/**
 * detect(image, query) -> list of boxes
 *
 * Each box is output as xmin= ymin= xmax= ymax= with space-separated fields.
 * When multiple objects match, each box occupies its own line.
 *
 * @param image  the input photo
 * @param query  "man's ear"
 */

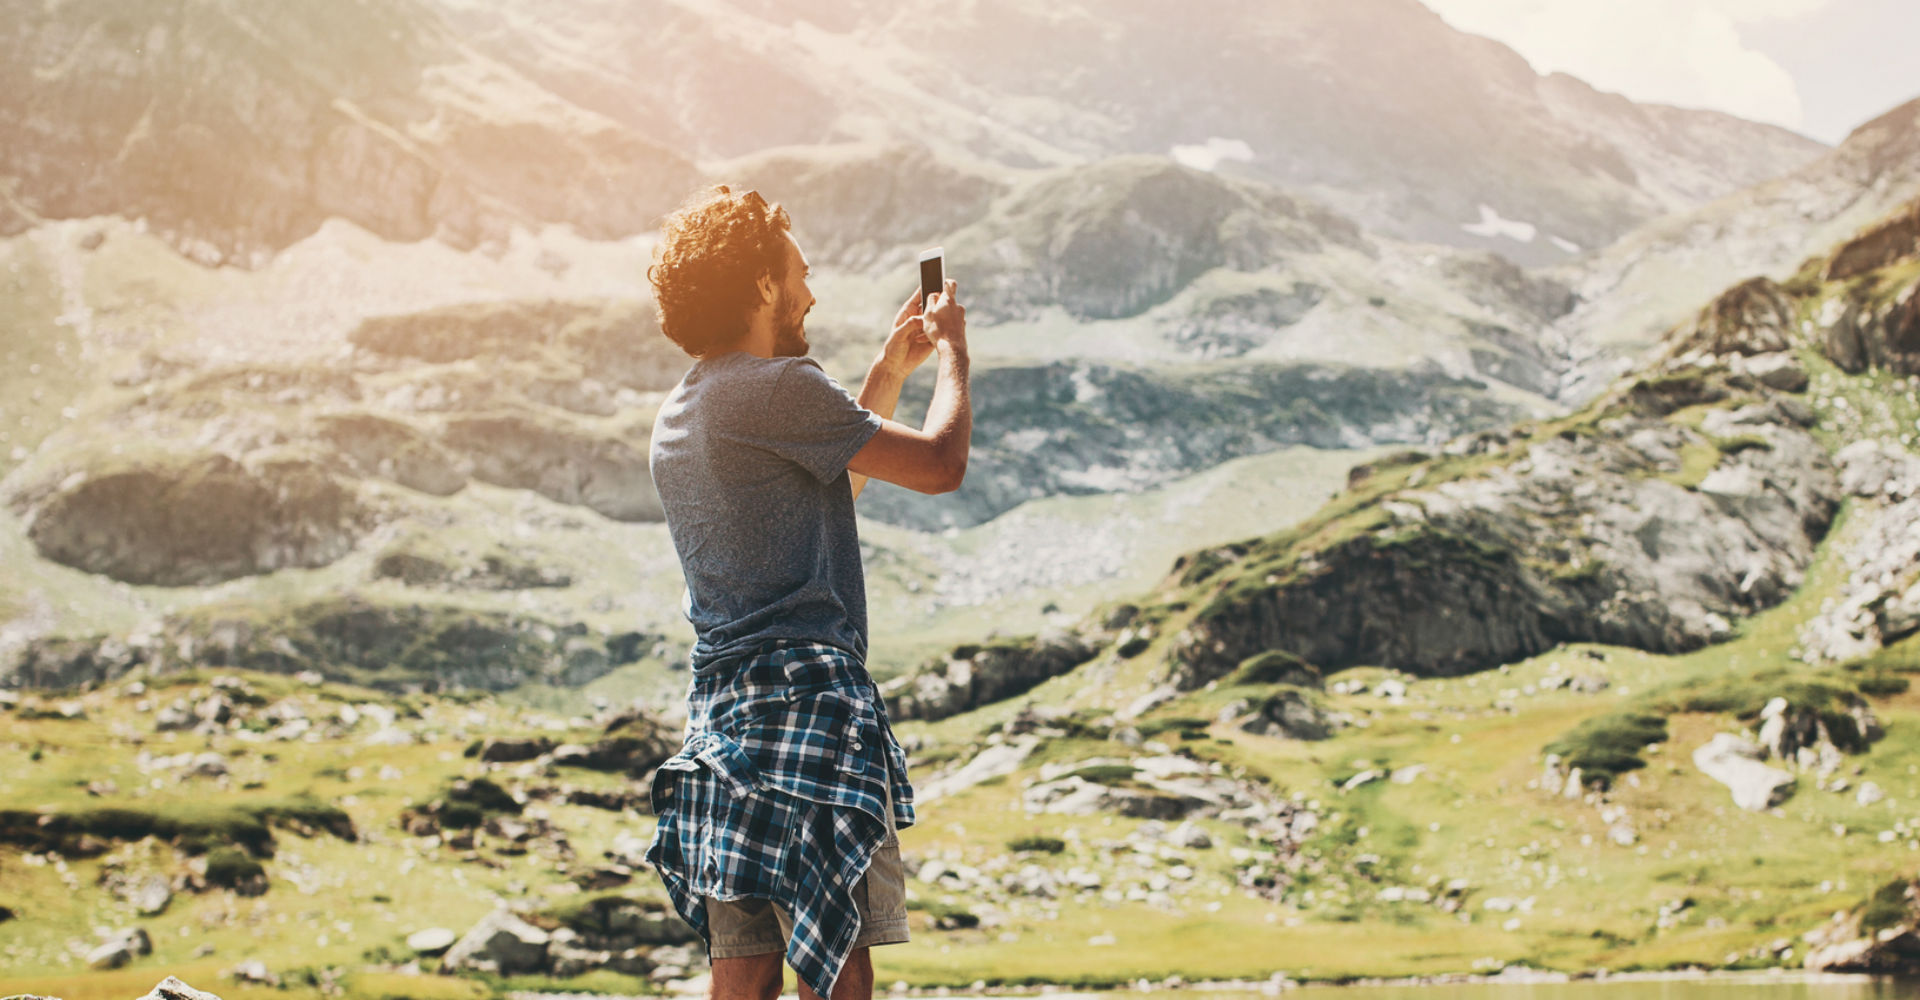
xmin=755 ymin=271 xmax=778 ymax=307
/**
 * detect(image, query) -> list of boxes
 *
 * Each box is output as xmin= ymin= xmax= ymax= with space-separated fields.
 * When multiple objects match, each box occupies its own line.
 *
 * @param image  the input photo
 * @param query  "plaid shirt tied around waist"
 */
xmin=644 ymin=641 xmax=915 ymax=998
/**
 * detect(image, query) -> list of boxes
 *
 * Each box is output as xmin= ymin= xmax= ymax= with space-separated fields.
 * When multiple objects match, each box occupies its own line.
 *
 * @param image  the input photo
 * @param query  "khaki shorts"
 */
xmin=705 ymin=784 xmax=910 ymax=959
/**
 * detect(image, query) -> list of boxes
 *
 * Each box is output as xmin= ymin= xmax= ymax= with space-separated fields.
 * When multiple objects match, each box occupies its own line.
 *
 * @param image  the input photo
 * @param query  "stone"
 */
xmin=139 ymin=976 xmax=226 ymax=1000
xmin=87 ymin=926 xmax=152 ymax=969
xmin=1745 ymin=353 xmax=1809 ymax=392
xmin=406 ymin=927 xmax=458 ymax=955
xmin=478 ymin=737 xmax=556 ymax=763
xmin=1857 ymin=781 xmax=1887 ymax=807
xmin=1693 ymin=733 xmax=1797 ymax=811
xmin=227 ymin=960 xmax=278 ymax=985
xmin=1238 ymin=687 xmax=1338 ymax=740
xmin=919 ymin=737 xmax=1039 ymax=802
xmin=132 ymin=874 xmax=172 ymax=915
xmin=441 ymin=908 xmax=551 ymax=975
xmin=1168 ymin=821 xmax=1213 ymax=849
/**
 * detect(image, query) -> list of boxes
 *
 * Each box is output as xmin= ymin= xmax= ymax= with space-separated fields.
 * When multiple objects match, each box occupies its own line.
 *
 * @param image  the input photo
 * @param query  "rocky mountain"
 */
xmin=0 ymin=0 xmax=700 ymax=263
xmin=873 ymin=191 xmax=1920 ymax=736
xmin=1160 ymin=200 xmax=1918 ymax=686
xmin=1555 ymin=97 xmax=1920 ymax=399
xmin=455 ymin=0 xmax=1824 ymax=265
xmin=2 ymin=0 xmax=1822 ymax=268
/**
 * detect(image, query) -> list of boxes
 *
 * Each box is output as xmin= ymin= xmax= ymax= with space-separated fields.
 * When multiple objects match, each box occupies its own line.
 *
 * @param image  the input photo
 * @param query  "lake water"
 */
xmin=1173 ymin=976 xmax=1920 ymax=999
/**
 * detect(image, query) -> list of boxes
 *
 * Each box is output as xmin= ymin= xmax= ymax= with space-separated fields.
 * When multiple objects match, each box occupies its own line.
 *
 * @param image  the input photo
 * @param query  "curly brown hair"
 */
xmin=647 ymin=186 xmax=793 ymax=359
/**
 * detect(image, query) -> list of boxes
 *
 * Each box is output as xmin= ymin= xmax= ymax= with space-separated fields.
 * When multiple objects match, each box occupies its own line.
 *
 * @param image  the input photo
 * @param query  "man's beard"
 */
xmin=773 ymin=298 xmax=810 ymax=358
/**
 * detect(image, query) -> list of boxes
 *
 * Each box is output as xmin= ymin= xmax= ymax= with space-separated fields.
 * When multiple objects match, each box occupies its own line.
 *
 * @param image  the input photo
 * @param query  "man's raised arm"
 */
xmin=848 ymin=279 xmax=970 ymax=497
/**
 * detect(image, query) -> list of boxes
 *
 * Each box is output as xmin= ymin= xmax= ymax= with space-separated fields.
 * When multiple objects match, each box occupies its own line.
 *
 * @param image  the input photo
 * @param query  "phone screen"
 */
xmin=920 ymin=252 xmax=944 ymax=309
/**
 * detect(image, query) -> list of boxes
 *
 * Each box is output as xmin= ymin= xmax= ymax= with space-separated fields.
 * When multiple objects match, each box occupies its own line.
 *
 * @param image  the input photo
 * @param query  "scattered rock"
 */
xmin=441 ymin=908 xmax=551 ymax=975
xmin=1693 ymin=733 xmax=1797 ymax=811
xmin=406 ymin=927 xmax=458 ymax=955
xmin=883 ymin=633 xmax=1098 ymax=722
xmin=226 ymin=960 xmax=278 ymax=986
xmin=131 ymin=874 xmax=173 ymax=916
xmin=919 ymin=737 xmax=1039 ymax=803
xmin=140 ymin=975 xmax=226 ymax=1000
xmin=1238 ymin=687 xmax=1340 ymax=740
xmin=87 ymin=926 xmax=153 ymax=969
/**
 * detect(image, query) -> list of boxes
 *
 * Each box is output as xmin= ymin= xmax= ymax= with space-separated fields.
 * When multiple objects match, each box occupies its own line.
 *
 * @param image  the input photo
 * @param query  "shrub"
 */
xmin=907 ymin=899 xmax=979 ymax=930
xmin=1543 ymin=712 xmax=1668 ymax=789
xmin=1136 ymin=716 xmax=1209 ymax=739
xmin=439 ymin=803 xmax=485 ymax=830
xmin=1227 ymin=650 xmax=1320 ymax=687
xmin=1007 ymin=835 xmax=1066 ymax=854
xmin=1857 ymin=674 xmax=1911 ymax=698
xmin=205 ymin=846 xmax=266 ymax=890
xmin=1861 ymin=879 xmax=1913 ymax=936
xmin=447 ymin=777 xmax=521 ymax=815
xmin=1068 ymin=765 xmax=1139 ymax=785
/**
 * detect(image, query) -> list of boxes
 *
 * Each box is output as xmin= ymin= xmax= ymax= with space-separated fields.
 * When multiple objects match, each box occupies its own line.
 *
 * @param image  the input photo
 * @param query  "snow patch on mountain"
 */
xmin=1170 ymin=138 xmax=1254 ymax=172
xmin=1462 ymin=205 xmax=1537 ymax=244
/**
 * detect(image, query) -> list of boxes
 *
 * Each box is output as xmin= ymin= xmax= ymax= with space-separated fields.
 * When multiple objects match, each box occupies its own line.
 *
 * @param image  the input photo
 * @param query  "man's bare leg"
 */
xmin=711 ymin=953 xmax=785 ymax=1000
xmin=799 ymin=946 xmax=873 ymax=1000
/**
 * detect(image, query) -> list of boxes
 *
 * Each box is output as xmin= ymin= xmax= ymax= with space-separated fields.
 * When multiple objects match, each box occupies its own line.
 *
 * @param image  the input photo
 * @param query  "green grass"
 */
xmin=1541 ymin=711 xmax=1669 ymax=790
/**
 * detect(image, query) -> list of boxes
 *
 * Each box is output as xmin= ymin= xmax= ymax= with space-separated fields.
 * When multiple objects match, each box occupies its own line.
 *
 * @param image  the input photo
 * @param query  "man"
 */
xmin=642 ymin=185 xmax=971 ymax=1000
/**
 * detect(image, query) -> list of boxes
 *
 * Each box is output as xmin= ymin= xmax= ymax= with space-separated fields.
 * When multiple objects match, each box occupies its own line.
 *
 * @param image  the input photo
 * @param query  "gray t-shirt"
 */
xmin=649 ymin=352 xmax=884 ymax=667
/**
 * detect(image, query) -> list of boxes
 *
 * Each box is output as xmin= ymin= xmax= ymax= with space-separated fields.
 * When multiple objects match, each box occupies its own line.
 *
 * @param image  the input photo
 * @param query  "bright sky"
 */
xmin=1418 ymin=0 xmax=1920 ymax=144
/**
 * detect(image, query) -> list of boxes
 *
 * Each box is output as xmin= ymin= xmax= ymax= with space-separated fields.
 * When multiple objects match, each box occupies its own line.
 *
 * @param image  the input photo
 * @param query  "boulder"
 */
xmin=883 ymin=633 xmax=1097 ymax=722
xmin=132 ymin=874 xmax=173 ymax=916
xmin=1824 ymin=200 xmax=1920 ymax=282
xmin=1670 ymin=278 xmax=1795 ymax=357
xmin=405 ymin=927 xmax=457 ymax=955
xmin=1169 ymin=396 xmax=1839 ymax=684
xmin=550 ymin=731 xmax=676 ymax=775
xmin=1692 ymin=733 xmax=1796 ymax=811
xmin=6 ymin=452 xmax=366 ymax=586
xmin=1803 ymin=879 xmax=1920 ymax=973
xmin=918 ymin=737 xmax=1039 ymax=803
xmin=1238 ymin=687 xmax=1337 ymax=740
xmin=87 ymin=926 xmax=153 ymax=970
xmin=139 ymin=976 xmax=226 ymax=1000
xmin=1742 ymin=352 xmax=1809 ymax=393
xmin=477 ymin=737 xmax=556 ymax=763
xmin=441 ymin=908 xmax=551 ymax=975
xmin=1021 ymin=776 xmax=1208 ymax=820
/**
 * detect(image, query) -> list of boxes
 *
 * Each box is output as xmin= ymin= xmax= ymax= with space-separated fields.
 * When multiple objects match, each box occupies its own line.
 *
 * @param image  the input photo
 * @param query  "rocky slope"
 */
xmin=1 ymin=298 xmax=677 ymax=585
xmin=459 ymin=0 xmax=1823 ymax=264
xmin=1161 ymin=212 xmax=1920 ymax=686
xmin=6 ymin=595 xmax=662 ymax=693
xmin=0 ymin=0 xmax=700 ymax=262
xmin=1555 ymin=97 xmax=1920 ymax=398
xmin=871 ymin=195 xmax=1920 ymax=740
xmin=864 ymin=356 xmax=1526 ymax=531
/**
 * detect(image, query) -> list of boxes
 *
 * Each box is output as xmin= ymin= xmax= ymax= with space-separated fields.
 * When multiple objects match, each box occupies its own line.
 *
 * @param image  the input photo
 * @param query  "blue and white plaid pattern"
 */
xmin=645 ymin=641 xmax=914 ymax=998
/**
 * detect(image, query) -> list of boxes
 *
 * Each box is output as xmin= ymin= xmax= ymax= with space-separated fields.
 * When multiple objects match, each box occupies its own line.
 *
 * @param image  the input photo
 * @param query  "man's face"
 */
xmin=772 ymin=234 xmax=815 ymax=358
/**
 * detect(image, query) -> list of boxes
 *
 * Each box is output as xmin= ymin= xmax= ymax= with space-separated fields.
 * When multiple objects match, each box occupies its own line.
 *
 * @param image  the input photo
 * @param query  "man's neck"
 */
xmin=736 ymin=314 xmax=776 ymax=358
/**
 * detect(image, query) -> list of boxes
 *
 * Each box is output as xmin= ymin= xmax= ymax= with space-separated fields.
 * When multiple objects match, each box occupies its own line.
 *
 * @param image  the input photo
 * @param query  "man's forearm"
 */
xmin=850 ymin=354 xmax=910 ymax=499
xmin=921 ymin=343 xmax=971 ymax=486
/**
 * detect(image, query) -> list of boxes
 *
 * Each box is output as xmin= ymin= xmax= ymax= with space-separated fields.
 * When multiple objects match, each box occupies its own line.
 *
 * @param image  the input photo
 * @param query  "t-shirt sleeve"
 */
xmin=743 ymin=358 xmax=884 ymax=483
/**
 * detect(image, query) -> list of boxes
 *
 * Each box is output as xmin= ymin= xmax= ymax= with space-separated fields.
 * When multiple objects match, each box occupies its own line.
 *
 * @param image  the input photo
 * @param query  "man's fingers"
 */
xmin=896 ymin=290 xmax=922 ymax=323
xmin=944 ymin=278 xmax=958 ymax=298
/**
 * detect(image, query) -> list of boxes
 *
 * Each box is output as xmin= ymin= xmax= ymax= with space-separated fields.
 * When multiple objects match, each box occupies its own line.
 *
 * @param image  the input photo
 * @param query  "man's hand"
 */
xmin=922 ymin=279 xmax=966 ymax=355
xmin=847 ymin=277 xmax=971 ymax=496
xmin=879 ymin=291 xmax=936 ymax=376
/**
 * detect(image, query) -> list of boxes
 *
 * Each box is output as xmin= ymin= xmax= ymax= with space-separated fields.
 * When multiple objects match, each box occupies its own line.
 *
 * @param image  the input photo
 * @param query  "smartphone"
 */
xmin=919 ymin=246 xmax=944 ymax=310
